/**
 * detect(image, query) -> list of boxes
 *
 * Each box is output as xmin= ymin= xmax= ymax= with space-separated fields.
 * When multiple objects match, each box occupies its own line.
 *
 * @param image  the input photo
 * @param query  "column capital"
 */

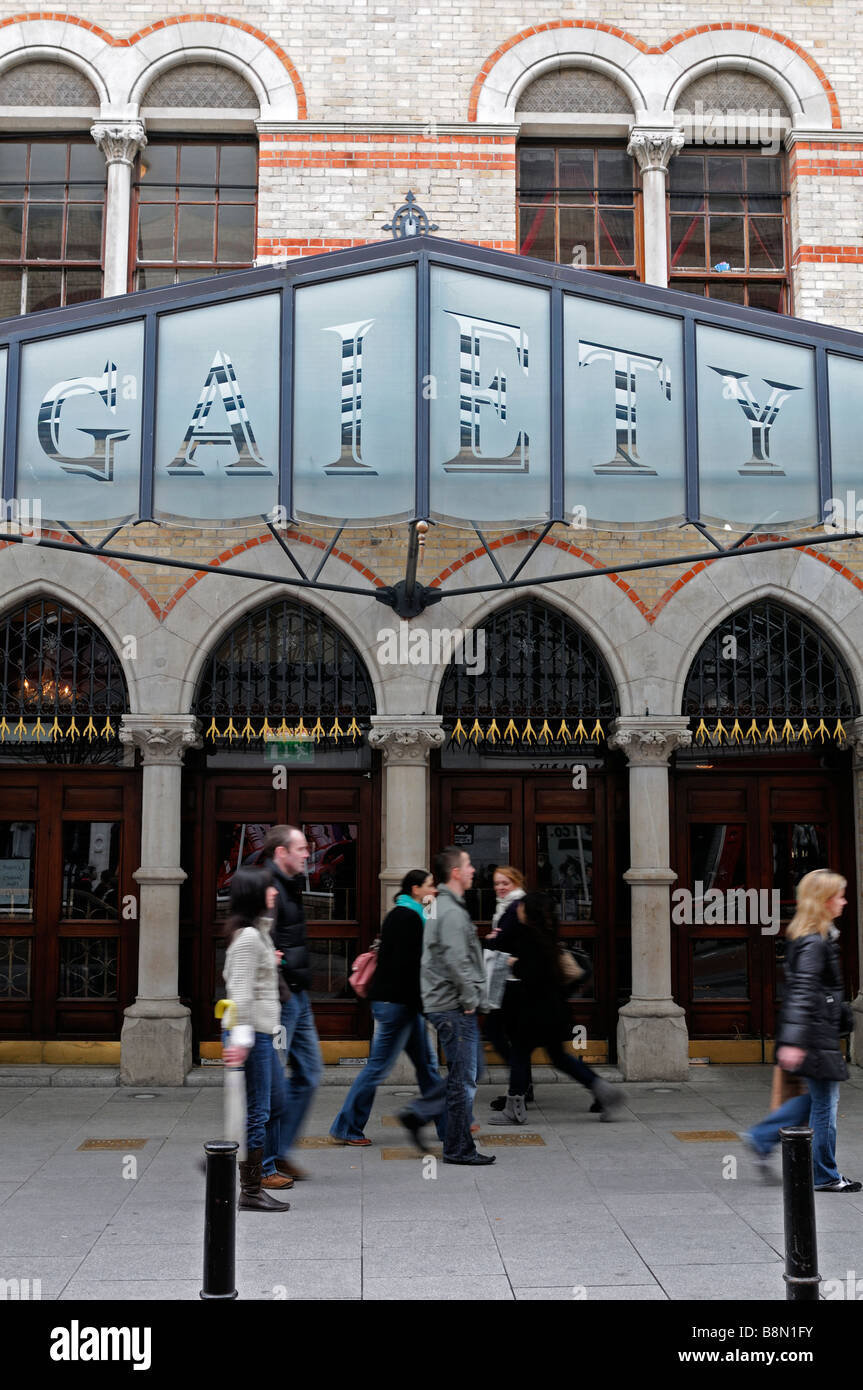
xmin=119 ymin=714 xmax=201 ymax=765
xmin=627 ymin=127 xmax=684 ymax=174
xmin=91 ymin=120 xmax=147 ymax=166
xmin=368 ymin=715 xmax=445 ymax=765
xmin=609 ymin=717 xmax=692 ymax=767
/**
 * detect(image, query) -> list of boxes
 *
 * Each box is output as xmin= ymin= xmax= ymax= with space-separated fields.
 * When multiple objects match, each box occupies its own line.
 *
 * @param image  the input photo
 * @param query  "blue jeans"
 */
xmin=807 ymin=1077 xmax=843 ymax=1187
xmin=244 ymin=1031 xmax=288 ymax=1154
xmin=263 ymin=989 xmax=323 ymax=1175
xmin=745 ymin=1091 xmax=812 ymax=1158
xmin=409 ymin=1010 xmax=478 ymax=1161
xmin=330 ymin=1001 xmax=445 ymax=1141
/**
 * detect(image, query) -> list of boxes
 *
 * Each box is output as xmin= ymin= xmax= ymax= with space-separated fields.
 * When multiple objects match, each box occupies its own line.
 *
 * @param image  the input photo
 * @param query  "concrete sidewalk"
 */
xmin=1 ymin=1064 xmax=862 ymax=1301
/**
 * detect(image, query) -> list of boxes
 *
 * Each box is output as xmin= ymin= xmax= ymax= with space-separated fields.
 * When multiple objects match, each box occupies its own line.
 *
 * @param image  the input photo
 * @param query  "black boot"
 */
xmin=239 ymin=1147 xmax=290 ymax=1212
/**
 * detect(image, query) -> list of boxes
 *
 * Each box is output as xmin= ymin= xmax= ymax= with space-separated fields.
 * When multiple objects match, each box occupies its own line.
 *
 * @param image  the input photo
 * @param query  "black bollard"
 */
xmin=200 ymin=1140 xmax=239 ymax=1301
xmin=780 ymin=1125 xmax=820 ymax=1301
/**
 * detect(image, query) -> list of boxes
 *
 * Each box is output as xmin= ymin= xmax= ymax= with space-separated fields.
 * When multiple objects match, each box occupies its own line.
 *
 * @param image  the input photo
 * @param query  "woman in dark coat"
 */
xmin=329 ymin=869 xmax=444 ymax=1145
xmin=490 ymin=892 xmax=623 ymax=1124
xmin=769 ymin=869 xmax=859 ymax=1191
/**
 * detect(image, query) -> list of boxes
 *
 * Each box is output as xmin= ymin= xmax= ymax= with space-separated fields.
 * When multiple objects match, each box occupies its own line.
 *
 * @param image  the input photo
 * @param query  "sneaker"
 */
xmin=815 ymin=1176 xmax=863 ymax=1192
xmin=741 ymin=1131 xmax=772 ymax=1178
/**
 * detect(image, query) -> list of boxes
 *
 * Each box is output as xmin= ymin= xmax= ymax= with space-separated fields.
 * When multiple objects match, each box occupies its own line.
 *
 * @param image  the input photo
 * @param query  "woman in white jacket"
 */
xmin=222 ymin=866 xmax=291 ymax=1213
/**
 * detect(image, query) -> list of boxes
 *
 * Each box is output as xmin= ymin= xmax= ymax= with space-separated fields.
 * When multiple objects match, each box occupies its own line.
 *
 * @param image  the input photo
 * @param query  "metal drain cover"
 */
xmin=78 ymin=1138 xmax=148 ymax=1151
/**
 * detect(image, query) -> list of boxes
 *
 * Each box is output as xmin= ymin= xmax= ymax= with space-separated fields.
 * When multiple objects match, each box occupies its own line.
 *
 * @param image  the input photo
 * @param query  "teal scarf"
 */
xmin=395 ymin=892 xmax=425 ymax=920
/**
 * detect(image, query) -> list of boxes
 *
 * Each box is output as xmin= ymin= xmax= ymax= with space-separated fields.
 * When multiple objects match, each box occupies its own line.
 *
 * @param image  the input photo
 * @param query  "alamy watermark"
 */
xmin=679 ymin=101 xmax=784 ymax=157
xmin=0 ymin=497 xmax=41 ymax=542
xmin=671 ymin=882 xmax=781 ymax=935
xmin=377 ymin=621 xmax=485 ymax=675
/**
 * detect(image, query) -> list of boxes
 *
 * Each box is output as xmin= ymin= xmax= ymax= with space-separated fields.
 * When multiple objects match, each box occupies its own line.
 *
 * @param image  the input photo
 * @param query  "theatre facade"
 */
xmin=0 ymin=7 xmax=861 ymax=1083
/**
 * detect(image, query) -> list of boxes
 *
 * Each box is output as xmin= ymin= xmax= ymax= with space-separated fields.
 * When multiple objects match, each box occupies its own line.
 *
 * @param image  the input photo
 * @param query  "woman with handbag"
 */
xmin=490 ymin=892 xmax=624 ymax=1124
xmin=483 ymin=866 xmax=529 ymax=1112
xmin=744 ymin=868 xmax=860 ymax=1191
xmin=329 ymin=870 xmax=445 ymax=1146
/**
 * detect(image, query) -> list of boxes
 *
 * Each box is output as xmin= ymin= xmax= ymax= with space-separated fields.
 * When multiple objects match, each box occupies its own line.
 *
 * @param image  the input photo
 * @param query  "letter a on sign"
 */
xmin=168 ymin=350 xmax=270 ymax=476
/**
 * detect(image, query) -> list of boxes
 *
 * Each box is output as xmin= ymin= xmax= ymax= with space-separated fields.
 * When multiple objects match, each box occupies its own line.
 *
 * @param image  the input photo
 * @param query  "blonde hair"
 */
xmin=786 ymin=869 xmax=847 ymax=940
xmin=494 ymin=865 xmax=526 ymax=892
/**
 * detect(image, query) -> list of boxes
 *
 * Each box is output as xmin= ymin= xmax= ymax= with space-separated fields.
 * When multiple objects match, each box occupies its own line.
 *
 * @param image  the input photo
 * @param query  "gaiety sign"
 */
xmin=1 ymin=238 xmax=860 ymax=531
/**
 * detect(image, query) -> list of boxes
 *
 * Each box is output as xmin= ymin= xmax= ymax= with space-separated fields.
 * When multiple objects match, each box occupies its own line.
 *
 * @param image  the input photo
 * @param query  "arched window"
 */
xmin=194 ymin=598 xmax=375 ymax=747
xmin=517 ymin=69 xmax=639 ymax=275
xmin=437 ymin=598 xmax=618 ymax=750
xmin=682 ymin=600 xmax=857 ymax=745
xmin=0 ymin=598 xmax=129 ymax=761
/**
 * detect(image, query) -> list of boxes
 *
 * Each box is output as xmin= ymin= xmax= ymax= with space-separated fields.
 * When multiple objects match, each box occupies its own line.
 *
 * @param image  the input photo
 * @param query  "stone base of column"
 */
xmin=851 ymin=995 xmax=863 ymax=1067
xmin=120 ymin=999 xmax=192 ymax=1086
xmin=617 ymin=999 xmax=690 ymax=1081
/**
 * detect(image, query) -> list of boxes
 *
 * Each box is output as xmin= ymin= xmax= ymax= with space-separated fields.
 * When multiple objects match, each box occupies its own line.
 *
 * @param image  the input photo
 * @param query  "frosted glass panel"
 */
xmin=430 ymin=267 xmax=550 ymax=525
xmin=827 ymin=353 xmax=863 ymax=519
xmin=154 ymin=294 xmax=280 ymax=524
xmin=17 ymin=323 xmax=143 ymax=523
xmin=564 ymin=296 xmax=685 ymax=525
xmin=697 ymin=324 xmax=818 ymax=525
xmin=293 ymin=267 xmax=415 ymax=525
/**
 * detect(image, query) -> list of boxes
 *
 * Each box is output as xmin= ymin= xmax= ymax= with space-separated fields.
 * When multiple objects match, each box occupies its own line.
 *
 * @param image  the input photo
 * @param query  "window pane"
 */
xmin=215 ymin=822 xmax=272 ymax=919
xmin=216 ymin=202 xmax=255 ymax=262
xmin=28 ymin=143 xmax=65 ymax=199
xmin=65 ymin=204 xmax=103 ymax=259
xmin=307 ymin=939 xmax=350 ymax=1000
xmin=747 ymin=282 xmax=784 ymax=313
xmin=0 ymin=822 xmax=36 ymax=919
xmin=537 ymin=823 xmax=593 ymax=921
xmin=670 ymin=215 xmax=705 ymax=269
xmin=518 ymin=203 xmax=555 ymax=259
xmin=597 ymin=149 xmax=632 ymax=204
xmin=670 ymin=279 xmax=706 ymax=297
xmin=598 ymin=207 xmax=634 ymax=265
xmin=518 ymin=147 xmax=554 ymax=194
xmin=747 ymin=156 xmax=782 ymax=212
xmin=138 ymin=145 xmax=177 ymax=198
xmin=708 ymin=281 xmax=746 ymax=304
xmin=303 ymin=823 xmax=358 ymax=921
xmin=219 ymin=145 xmax=256 ymax=198
xmin=669 ymin=155 xmax=705 ymax=212
xmin=708 ymin=216 xmax=745 ymax=271
xmin=64 ymin=269 xmax=102 ymax=305
xmin=558 ymin=148 xmax=594 ymax=204
xmin=177 ymin=202 xmax=215 ymax=260
xmin=693 ymin=939 xmax=748 ymax=999
xmin=450 ymin=823 xmax=511 ymax=923
xmin=137 ymin=203 xmax=174 ymax=260
xmin=26 ymin=204 xmax=63 ymax=258
xmin=0 ymin=142 xmax=26 ymax=198
xmin=0 ymin=937 xmax=30 ymax=998
xmin=772 ymin=823 xmax=828 ymax=916
xmin=0 ymin=203 xmax=23 ymax=258
xmin=690 ymin=824 xmax=747 ymax=891
xmin=69 ymin=143 xmax=106 ymax=186
xmin=708 ymin=156 xmax=744 ymax=212
xmin=135 ymin=267 xmax=175 ymax=290
xmin=180 ymin=144 xmax=217 ymax=188
xmin=560 ymin=205 xmax=595 ymax=265
xmin=749 ymin=216 xmax=784 ymax=270
xmin=62 ymin=822 xmax=121 ymax=919
xmin=59 ymin=938 xmax=118 ymax=999
xmin=0 ymin=268 xmax=22 ymax=316
xmin=26 ymin=269 xmax=62 ymax=312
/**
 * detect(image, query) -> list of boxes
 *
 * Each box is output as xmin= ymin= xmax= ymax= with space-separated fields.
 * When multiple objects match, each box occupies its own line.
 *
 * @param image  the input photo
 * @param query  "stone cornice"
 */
xmin=119 ymin=714 xmax=201 ymax=765
xmin=255 ymin=121 xmax=519 ymax=137
xmin=368 ymin=716 xmax=445 ymax=765
xmin=609 ymin=717 xmax=692 ymax=767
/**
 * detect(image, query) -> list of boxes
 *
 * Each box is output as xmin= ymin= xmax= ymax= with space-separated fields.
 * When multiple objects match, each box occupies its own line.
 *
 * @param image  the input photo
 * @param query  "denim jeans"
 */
xmin=745 ymin=1090 xmax=812 ymax=1158
xmin=244 ymin=1031 xmax=288 ymax=1155
xmin=807 ymin=1077 xmax=843 ymax=1186
xmin=263 ymin=989 xmax=323 ymax=1175
xmin=409 ymin=1010 xmax=478 ymax=1161
xmin=330 ymin=1001 xmax=445 ymax=1141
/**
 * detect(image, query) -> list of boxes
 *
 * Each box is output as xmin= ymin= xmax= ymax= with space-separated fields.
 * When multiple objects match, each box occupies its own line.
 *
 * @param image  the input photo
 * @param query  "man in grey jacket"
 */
xmin=398 ymin=846 xmax=496 ymax=1166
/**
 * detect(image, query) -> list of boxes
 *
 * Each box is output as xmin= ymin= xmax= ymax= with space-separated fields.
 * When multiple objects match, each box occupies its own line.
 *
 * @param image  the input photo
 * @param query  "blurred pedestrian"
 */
xmin=329 ymin=870 xmax=445 ymax=1146
xmin=222 ymin=866 xmax=290 ymax=1213
xmin=483 ymin=866 xmax=532 ymax=1111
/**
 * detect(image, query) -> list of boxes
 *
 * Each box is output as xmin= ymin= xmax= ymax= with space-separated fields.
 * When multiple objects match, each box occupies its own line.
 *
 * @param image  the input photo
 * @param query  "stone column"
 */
xmin=119 ymin=714 xmax=201 ymax=1086
xmin=91 ymin=121 xmax=147 ymax=298
xmin=609 ymin=717 xmax=692 ymax=1080
xmin=849 ymin=719 xmax=863 ymax=1066
xmin=367 ymin=716 xmax=445 ymax=917
xmin=626 ymin=128 xmax=684 ymax=288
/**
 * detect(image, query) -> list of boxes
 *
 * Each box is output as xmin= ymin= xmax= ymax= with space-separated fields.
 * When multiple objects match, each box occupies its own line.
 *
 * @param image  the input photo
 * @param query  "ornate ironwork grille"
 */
xmin=437 ymin=599 xmax=618 ymax=750
xmin=0 ymin=598 xmax=128 ymax=760
xmin=682 ymin=600 xmax=858 ymax=745
xmin=194 ymin=599 xmax=375 ymax=746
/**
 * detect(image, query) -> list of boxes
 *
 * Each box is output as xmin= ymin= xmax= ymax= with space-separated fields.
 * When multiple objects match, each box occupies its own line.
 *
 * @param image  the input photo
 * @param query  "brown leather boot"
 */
xmin=238 ymin=1148 xmax=290 ymax=1212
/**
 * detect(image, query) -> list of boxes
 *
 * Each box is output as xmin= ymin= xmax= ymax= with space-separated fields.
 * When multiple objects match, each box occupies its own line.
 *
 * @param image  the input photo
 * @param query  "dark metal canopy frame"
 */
xmin=1 ymin=229 xmax=862 ymax=616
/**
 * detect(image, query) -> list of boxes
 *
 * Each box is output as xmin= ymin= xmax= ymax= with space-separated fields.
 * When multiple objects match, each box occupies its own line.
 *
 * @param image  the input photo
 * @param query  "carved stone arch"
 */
xmin=131 ymin=49 xmax=266 ymax=114
xmin=126 ymin=21 xmax=302 ymax=119
xmin=474 ymin=31 xmax=648 ymax=124
xmin=0 ymin=44 xmax=109 ymax=110
xmin=509 ymin=53 xmax=645 ymax=121
xmin=668 ymin=56 xmax=801 ymax=123
xmin=662 ymin=39 xmax=833 ymax=128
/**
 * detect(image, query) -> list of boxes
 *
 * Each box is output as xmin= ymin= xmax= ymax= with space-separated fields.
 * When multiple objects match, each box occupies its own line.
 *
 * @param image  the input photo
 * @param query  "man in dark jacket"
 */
xmin=261 ymin=825 xmax=323 ymax=1187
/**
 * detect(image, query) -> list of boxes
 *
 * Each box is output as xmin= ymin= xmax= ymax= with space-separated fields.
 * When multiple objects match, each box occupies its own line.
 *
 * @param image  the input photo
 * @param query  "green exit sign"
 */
xmin=265 ymin=737 xmax=315 ymax=763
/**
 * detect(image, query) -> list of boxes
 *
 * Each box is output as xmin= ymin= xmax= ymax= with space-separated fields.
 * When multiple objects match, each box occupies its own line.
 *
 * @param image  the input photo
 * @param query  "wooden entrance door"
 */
xmin=435 ymin=772 xmax=624 ymax=1042
xmin=0 ymin=769 xmax=140 ymax=1039
xmin=673 ymin=766 xmax=857 ymax=1040
xmin=192 ymin=770 xmax=379 ymax=1043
